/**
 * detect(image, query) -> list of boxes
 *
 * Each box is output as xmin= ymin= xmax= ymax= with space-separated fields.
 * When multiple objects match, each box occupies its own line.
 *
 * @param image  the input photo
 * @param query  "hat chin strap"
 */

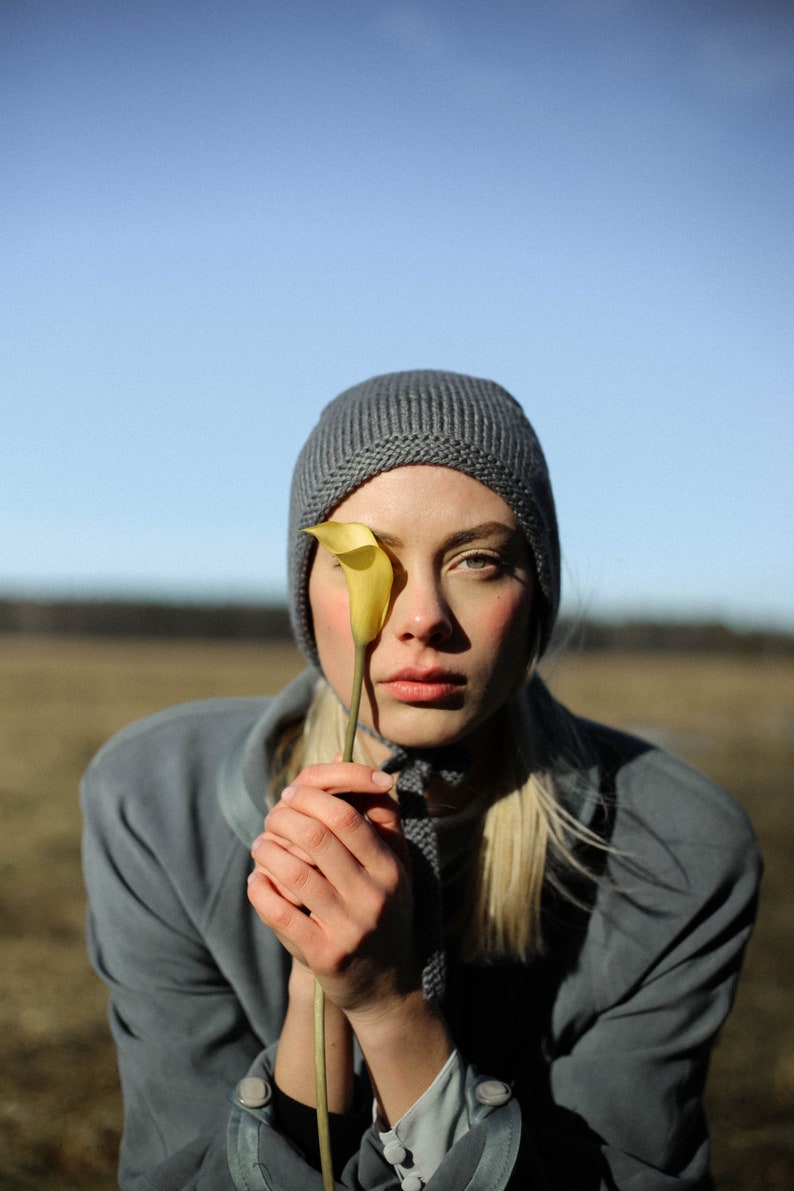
xmin=381 ymin=745 xmax=471 ymax=1003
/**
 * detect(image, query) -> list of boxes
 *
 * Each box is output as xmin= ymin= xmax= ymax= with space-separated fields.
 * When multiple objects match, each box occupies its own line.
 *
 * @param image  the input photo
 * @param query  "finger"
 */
xmin=259 ymin=796 xmax=409 ymax=940
xmin=247 ymin=868 xmax=318 ymax=962
xmin=279 ymin=763 xmax=402 ymax=858
xmin=268 ymin=787 xmax=403 ymax=878
xmin=250 ymin=831 xmax=411 ymax=992
xmin=250 ymin=839 xmax=307 ymax=907
xmin=256 ymin=827 xmax=314 ymax=867
xmin=252 ymin=834 xmax=344 ymax=920
xmin=340 ymin=791 xmax=409 ymax=867
xmin=272 ymin=786 xmax=404 ymax=845
xmin=248 ymin=861 xmax=371 ymax=985
xmin=292 ymin=761 xmax=394 ymax=799
xmin=261 ymin=799 xmax=376 ymax=901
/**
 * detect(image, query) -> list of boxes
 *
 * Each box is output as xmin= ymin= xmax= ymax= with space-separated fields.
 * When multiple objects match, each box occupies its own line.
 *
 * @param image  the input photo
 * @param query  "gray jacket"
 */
xmin=81 ymin=668 xmax=761 ymax=1190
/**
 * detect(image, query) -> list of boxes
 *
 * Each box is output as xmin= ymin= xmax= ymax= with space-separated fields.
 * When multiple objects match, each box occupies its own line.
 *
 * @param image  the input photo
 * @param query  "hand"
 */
xmin=248 ymin=762 xmax=421 ymax=1014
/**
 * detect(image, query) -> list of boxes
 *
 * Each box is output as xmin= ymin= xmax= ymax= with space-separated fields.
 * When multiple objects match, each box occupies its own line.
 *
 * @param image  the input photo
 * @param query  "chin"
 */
xmin=371 ymin=705 xmax=478 ymax=751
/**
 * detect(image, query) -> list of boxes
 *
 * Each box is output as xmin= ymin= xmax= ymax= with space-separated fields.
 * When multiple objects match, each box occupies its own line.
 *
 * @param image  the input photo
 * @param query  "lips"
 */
xmin=381 ymin=667 xmax=466 ymax=703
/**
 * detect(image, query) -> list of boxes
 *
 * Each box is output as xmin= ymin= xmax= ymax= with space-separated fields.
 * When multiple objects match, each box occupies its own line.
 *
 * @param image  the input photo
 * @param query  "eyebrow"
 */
xmin=373 ymin=521 xmax=520 ymax=550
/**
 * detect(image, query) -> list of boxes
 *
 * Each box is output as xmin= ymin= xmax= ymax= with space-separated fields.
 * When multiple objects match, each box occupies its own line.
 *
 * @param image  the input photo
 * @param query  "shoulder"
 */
xmin=81 ymin=668 xmax=320 ymax=845
xmin=571 ymin=717 xmax=761 ymax=968
xmin=80 ymin=697 xmax=272 ymax=854
xmin=552 ymin=719 xmax=763 ymax=1023
xmin=579 ymin=716 xmax=760 ymax=868
xmin=84 ymin=696 xmax=269 ymax=791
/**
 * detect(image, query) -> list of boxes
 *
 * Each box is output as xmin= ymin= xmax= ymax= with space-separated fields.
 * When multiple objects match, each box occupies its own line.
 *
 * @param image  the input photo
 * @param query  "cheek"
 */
xmin=314 ymin=596 xmax=350 ymax=641
xmin=310 ymin=586 xmax=355 ymax=681
xmin=479 ymin=593 xmax=533 ymax=673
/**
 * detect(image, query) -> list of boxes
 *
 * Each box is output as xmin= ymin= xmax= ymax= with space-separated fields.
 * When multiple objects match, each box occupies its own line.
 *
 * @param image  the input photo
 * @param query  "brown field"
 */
xmin=0 ymin=636 xmax=792 ymax=1189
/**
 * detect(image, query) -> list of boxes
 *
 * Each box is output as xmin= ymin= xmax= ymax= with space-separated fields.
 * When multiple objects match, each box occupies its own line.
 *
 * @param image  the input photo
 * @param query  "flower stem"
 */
xmin=315 ymin=641 xmax=365 ymax=1191
xmin=314 ymin=979 xmax=334 ymax=1191
xmin=342 ymin=643 xmax=366 ymax=765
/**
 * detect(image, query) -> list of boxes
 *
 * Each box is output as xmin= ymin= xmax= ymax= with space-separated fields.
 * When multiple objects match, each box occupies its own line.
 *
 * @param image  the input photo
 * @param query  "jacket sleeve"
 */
xmin=535 ymin=755 xmax=763 ymax=1189
xmin=81 ymin=754 xmax=256 ymax=1189
xmin=227 ymin=1044 xmax=526 ymax=1191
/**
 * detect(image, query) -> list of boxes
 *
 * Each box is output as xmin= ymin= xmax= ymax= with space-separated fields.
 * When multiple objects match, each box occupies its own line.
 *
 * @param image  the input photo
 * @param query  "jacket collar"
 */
xmin=218 ymin=667 xmax=319 ymax=844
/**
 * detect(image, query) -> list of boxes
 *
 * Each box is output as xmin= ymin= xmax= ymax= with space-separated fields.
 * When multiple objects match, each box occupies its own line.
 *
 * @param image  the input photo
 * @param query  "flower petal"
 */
xmin=303 ymin=521 xmax=394 ymax=646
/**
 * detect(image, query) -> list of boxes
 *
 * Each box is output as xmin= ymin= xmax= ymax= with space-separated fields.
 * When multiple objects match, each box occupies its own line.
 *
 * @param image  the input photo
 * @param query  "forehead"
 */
xmin=329 ymin=464 xmax=518 ymax=529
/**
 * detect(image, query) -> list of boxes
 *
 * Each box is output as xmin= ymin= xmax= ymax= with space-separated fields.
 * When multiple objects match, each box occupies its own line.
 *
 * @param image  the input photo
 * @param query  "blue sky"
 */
xmin=2 ymin=0 xmax=792 ymax=628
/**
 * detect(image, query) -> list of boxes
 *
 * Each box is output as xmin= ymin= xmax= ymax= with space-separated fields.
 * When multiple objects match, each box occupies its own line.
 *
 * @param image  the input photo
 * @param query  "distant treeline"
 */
xmin=0 ymin=597 xmax=791 ymax=656
xmin=0 ymin=597 xmax=292 ymax=641
xmin=552 ymin=617 xmax=793 ymax=656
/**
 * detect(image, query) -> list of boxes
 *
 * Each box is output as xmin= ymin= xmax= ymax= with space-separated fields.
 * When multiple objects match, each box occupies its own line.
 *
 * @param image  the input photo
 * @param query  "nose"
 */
xmin=389 ymin=570 xmax=453 ymax=645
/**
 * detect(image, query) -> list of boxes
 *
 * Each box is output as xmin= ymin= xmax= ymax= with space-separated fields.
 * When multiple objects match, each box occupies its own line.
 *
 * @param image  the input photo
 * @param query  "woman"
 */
xmin=82 ymin=370 xmax=761 ymax=1190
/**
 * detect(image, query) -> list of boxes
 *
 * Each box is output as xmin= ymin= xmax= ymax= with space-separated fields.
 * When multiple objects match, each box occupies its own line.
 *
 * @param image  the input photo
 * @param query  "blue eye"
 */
xmin=459 ymin=552 xmax=504 ymax=573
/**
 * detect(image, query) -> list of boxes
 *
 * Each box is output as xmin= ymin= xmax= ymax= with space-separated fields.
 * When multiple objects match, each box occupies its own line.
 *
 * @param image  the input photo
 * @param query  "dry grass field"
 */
xmin=0 ymin=635 xmax=791 ymax=1189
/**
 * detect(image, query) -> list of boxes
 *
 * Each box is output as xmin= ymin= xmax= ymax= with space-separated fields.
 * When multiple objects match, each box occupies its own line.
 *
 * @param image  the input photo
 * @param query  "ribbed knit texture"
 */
xmin=288 ymin=370 xmax=561 ymax=663
xmin=381 ymin=745 xmax=471 ymax=1003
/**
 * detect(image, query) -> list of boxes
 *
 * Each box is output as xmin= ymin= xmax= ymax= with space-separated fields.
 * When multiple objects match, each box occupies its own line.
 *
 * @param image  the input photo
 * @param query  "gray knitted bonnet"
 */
xmin=288 ymin=369 xmax=560 ymax=664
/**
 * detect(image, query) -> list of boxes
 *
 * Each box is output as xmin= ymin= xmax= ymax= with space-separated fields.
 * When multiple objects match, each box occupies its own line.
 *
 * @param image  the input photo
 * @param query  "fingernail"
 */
xmin=372 ymin=770 xmax=393 ymax=789
xmin=281 ymin=785 xmax=296 ymax=802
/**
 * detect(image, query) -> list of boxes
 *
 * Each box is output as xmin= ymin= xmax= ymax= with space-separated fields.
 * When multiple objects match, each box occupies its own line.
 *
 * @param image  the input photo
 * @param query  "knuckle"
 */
xmin=330 ymin=800 xmax=363 ymax=834
xmin=301 ymin=818 xmax=331 ymax=853
xmin=356 ymin=887 xmax=388 ymax=932
xmin=295 ymin=763 xmax=324 ymax=784
xmin=285 ymin=856 xmax=313 ymax=891
xmin=270 ymin=899 xmax=297 ymax=930
xmin=381 ymin=865 xmax=402 ymax=898
xmin=296 ymin=762 xmax=350 ymax=786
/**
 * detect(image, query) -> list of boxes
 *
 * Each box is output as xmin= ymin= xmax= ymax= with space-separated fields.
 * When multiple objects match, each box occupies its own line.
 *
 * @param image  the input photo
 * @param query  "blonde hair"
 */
xmin=269 ymin=675 xmax=607 ymax=964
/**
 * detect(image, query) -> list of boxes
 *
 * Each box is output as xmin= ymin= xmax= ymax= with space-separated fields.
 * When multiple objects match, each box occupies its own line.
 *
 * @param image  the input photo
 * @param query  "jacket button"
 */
xmin=475 ymin=1078 xmax=512 ymax=1106
xmin=383 ymin=1138 xmax=407 ymax=1164
xmin=235 ymin=1076 xmax=272 ymax=1108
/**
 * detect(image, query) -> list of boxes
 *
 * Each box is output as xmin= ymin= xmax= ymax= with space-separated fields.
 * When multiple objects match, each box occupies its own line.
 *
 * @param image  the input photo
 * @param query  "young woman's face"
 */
xmin=308 ymin=465 xmax=535 ymax=751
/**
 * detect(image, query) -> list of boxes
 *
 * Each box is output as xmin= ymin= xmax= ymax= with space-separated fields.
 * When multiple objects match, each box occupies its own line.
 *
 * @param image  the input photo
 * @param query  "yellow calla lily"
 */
xmin=303 ymin=521 xmax=393 ymax=765
xmin=301 ymin=520 xmax=393 ymax=1191
xmin=303 ymin=521 xmax=393 ymax=648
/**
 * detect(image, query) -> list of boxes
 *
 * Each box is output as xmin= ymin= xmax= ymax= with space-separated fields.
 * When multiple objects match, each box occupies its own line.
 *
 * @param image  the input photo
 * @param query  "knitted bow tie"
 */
xmin=381 ymin=745 xmax=470 ymax=1003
